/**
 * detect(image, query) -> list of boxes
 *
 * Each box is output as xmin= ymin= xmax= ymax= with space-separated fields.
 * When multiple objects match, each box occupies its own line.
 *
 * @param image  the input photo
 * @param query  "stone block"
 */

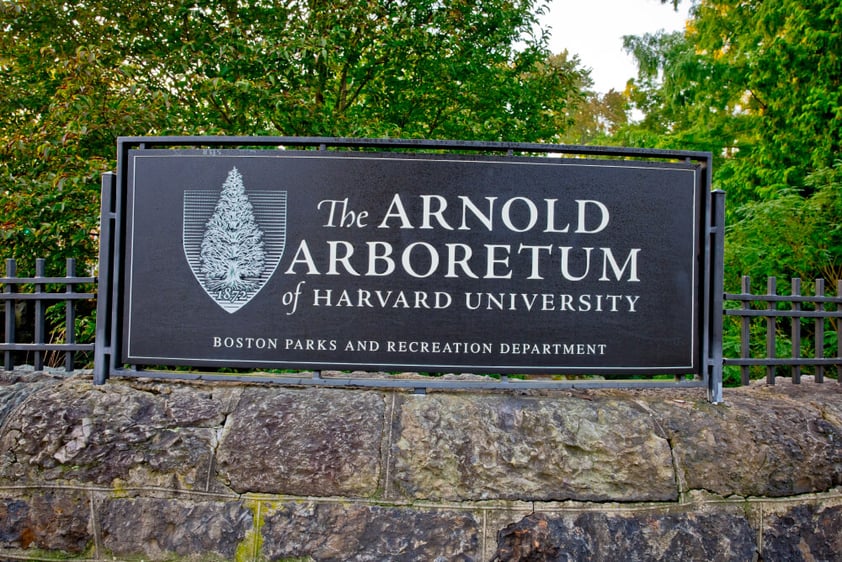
xmin=390 ymin=393 xmax=676 ymax=501
xmin=0 ymin=498 xmax=27 ymax=548
xmin=261 ymin=501 xmax=480 ymax=561
xmin=648 ymin=388 xmax=842 ymax=497
xmin=762 ymin=503 xmax=842 ymax=561
xmin=0 ymin=371 xmax=62 ymax=432
xmin=99 ymin=496 xmax=253 ymax=561
xmin=216 ymin=387 xmax=384 ymax=496
xmin=491 ymin=510 xmax=757 ymax=561
xmin=0 ymin=490 xmax=92 ymax=553
xmin=0 ymin=380 xmax=219 ymax=489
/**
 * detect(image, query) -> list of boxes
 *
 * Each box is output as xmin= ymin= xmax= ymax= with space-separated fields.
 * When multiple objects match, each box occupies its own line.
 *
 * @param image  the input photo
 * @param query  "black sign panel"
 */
xmin=122 ymin=148 xmax=703 ymax=374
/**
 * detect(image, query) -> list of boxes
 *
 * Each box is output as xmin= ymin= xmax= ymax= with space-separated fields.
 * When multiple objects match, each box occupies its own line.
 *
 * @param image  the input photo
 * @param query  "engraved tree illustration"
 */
xmin=200 ymin=167 xmax=265 ymax=301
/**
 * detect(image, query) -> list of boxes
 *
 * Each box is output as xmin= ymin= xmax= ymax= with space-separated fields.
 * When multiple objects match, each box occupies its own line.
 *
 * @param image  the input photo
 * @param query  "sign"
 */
xmin=116 ymin=142 xmax=706 ymax=375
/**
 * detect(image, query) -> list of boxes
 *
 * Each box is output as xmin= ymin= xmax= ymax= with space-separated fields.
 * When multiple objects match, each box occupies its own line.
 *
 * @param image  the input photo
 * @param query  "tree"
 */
xmin=619 ymin=0 xmax=842 ymax=287
xmin=622 ymin=1 xmax=841 ymax=206
xmin=200 ymin=168 xmax=266 ymax=300
xmin=562 ymin=89 xmax=628 ymax=145
xmin=617 ymin=29 xmax=755 ymax=175
xmin=629 ymin=1 xmax=842 ymax=384
xmin=539 ymin=49 xmax=627 ymax=146
xmin=726 ymin=161 xmax=842 ymax=284
xmin=1 ymin=0 xmax=587 ymax=274
xmin=0 ymin=2 xmax=174 ymax=274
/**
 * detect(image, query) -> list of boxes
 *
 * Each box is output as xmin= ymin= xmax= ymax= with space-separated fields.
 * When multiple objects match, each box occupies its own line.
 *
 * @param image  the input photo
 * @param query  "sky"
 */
xmin=540 ymin=0 xmax=691 ymax=93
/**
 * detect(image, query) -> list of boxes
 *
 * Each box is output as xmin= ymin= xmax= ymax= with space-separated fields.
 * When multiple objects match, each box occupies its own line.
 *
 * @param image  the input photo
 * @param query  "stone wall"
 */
xmin=1 ymin=369 xmax=841 ymax=561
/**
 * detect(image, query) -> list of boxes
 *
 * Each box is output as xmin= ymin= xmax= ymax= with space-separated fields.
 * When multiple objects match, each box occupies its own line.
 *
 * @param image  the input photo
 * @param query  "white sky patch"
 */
xmin=541 ymin=0 xmax=691 ymax=92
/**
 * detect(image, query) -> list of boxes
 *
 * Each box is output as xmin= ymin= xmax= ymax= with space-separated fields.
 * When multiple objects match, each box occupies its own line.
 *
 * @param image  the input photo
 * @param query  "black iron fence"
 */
xmin=2 ymin=259 xmax=841 ymax=386
xmin=1 ymin=258 xmax=96 ymax=371
xmin=724 ymin=276 xmax=842 ymax=385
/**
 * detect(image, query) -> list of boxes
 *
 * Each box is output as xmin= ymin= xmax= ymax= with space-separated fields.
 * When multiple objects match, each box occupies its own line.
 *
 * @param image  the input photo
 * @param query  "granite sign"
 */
xmin=109 ymin=139 xmax=709 ymax=376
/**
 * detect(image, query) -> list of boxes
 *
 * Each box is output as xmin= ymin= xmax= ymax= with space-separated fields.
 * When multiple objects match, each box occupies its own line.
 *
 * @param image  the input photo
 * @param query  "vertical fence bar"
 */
xmin=740 ymin=275 xmax=751 ymax=385
xmin=33 ymin=258 xmax=46 ymax=371
xmin=815 ymin=279 xmax=824 ymax=383
xmin=65 ymin=258 xmax=77 ymax=371
xmin=766 ymin=277 xmax=777 ymax=385
xmin=838 ymin=279 xmax=841 ymax=384
xmin=3 ymin=259 xmax=15 ymax=371
xmin=791 ymin=278 xmax=801 ymax=384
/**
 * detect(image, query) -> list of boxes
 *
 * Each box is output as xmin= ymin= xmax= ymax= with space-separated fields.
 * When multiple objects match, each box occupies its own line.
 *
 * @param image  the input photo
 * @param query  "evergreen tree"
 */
xmin=200 ymin=168 xmax=265 ymax=301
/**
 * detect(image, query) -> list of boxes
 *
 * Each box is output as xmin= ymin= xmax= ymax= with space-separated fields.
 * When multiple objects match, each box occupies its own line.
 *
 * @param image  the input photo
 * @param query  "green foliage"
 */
xmin=1 ymin=1 xmax=173 ymax=273
xmin=1 ymin=0 xmax=586 ymax=272
xmin=691 ymin=1 xmax=842 ymax=197
xmin=726 ymin=162 xmax=842 ymax=287
xmin=621 ymin=1 xmax=841 ymax=200
xmin=619 ymin=0 xmax=842 ymax=286
xmin=617 ymin=1 xmax=842 ymax=383
xmin=561 ymin=88 xmax=628 ymax=145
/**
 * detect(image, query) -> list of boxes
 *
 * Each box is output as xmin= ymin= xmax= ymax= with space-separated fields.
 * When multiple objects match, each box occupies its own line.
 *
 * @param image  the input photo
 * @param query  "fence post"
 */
xmin=739 ymin=275 xmax=751 ymax=385
xmin=33 ymin=259 xmax=46 ymax=371
xmin=65 ymin=258 xmax=77 ymax=371
xmin=3 ymin=259 xmax=15 ymax=371
xmin=838 ymin=279 xmax=841 ymax=384
xmin=766 ymin=277 xmax=777 ymax=384
xmin=791 ymin=278 xmax=801 ymax=383
xmin=815 ymin=279 xmax=824 ymax=383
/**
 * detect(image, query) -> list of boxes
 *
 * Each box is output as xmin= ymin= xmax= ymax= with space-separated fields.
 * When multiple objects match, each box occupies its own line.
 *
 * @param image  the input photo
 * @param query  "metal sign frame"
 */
xmin=94 ymin=137 xmax=723 ymax=401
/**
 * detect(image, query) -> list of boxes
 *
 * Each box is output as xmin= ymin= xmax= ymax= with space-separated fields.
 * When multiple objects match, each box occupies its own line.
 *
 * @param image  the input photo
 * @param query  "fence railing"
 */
xmin=2 ymin=260 xmax=841 ymax=386
xmin=1 ymin=258 xmax=96 ymax=372
xmin=724 ymin=276 xmax=842 ymax=385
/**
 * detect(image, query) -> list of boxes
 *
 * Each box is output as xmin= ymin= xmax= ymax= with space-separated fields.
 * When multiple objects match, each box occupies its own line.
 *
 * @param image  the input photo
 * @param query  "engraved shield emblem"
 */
xmin=183 ymin=167 xmax=287 ymax=313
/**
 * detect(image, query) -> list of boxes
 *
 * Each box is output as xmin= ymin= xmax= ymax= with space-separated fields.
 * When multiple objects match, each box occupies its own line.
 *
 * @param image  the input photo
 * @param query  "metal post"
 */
xmin=707 ymin=190 xmax=725 ymax=403
xmin=34 ymin=258 xmax=45 ymax=371
xmin=94 ymin=172 xmax=117 ymax=384
xmin=791 ymin=278 xmax=801 ymax=384
xmin=3 ymin=259 xmax=15 ymax=371
xmin=740 ymin=276 xmax=751 ymax=385
xmin=766 ymin=277 xmax=777 ymax=384
xmin=815 ymin=279 xmax=824 ymax=383
xmin=65 ymin=258 xmax=77 ymax=371
xmin=838 ymin=279 xmax=842 ymax=384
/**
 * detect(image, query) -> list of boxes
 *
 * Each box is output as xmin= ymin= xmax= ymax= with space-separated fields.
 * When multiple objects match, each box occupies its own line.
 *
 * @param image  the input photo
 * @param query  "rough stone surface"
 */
xmin=0 ymin=377 xmax=239 ymax=490
xmin=261 ymin=501 xmax=479 ymax=561
xmin=0 ymin=498 xmax=28 ymax=548
xmin=646 ymin=381 xmax=842 ymax=497
xmin=1 ymin=371 xmax=842 ymax=561
xmin=0 ymin=370 xmax=63 ymax=432
xmin=762 ymin=503 xmax=842 ymax=561
xmin=491 ymin=511 xmax=757 ymax=562
xmin=391 ymin=393 xmax=676 ymax=501
xmin=100 ymin=497 xmax=253 ymax=561
xmin=0 ymin=490 xmax=92 ymax=553
xmin=216 ymin=387 xmax=384 ymax=496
